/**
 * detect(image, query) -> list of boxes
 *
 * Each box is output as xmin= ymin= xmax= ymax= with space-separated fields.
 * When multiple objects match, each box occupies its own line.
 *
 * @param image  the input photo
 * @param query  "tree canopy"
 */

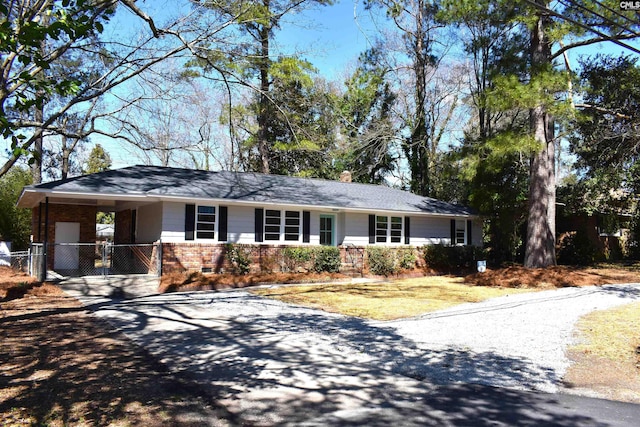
xmin=3 ymin=0 xmax=640 ymax=265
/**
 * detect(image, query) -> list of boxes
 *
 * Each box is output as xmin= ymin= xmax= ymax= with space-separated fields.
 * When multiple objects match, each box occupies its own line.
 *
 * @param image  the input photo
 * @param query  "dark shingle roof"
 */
xmin=24 ymin=165 xmax=475 ymax=216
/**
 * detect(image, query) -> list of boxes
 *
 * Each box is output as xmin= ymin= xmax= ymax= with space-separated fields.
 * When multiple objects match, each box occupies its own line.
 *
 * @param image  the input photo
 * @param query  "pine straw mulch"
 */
xmin=464 ymin=264 xmax=640 ymax=289
xmin=159 ymin=270 xmax=349 ymax=293
xmin=0 ymin=267 xmax=229 ymax=427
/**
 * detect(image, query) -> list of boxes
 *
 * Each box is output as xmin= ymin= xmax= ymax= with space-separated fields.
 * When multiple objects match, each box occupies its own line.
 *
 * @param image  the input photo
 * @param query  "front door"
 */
xmin=54 ymin=222 xmax=80 ymax=270
xmin=319 ymin=215 xmax=335 ymax=246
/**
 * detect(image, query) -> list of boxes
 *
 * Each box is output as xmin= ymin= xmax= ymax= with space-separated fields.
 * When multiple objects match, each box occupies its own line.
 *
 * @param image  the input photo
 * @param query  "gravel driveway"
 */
xmin=62 ymin=280 xmax=640 ymax=425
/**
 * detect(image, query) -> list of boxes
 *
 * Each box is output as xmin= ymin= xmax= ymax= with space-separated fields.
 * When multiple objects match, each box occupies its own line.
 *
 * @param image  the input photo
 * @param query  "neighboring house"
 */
xmin=96 ymin=223 xmax=115 ymax=241
xmin=17 ymin=165 xmax=481 ymax=275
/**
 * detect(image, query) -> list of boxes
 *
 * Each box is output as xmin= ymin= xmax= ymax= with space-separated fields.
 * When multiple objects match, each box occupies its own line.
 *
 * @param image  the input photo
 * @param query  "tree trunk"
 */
xmin=61 ymin=146 xmax=70 ymax=180
xmin=256 ymin=0 xmax=271 ymax=174
xmin=524 ymin=5 xmax=556 ymax=268
xmin=31 ymin=102 xmax=43 ymax=184
xmin=406 ymin=0 xmax=430 ymax=196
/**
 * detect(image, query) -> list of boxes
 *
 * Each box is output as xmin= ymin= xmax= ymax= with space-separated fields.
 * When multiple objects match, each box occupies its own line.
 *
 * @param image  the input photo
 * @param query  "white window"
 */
xmin=264 ymin=210 xmax=301 ymax=242
xmin=375 ymin=215 xmax=388 ymax=243
xmin=455 ymin=220 xmax=466 ymax=245
xmin=376 ymin=215 xmax=403 ymax=244
xmin=284 ymin=211 xmax=300 ymax=241
xmin=264 ymin=209 xmax=281 ymax=241
xmin=390 ymin=216 xmax=403 ymax=243
xmin=196 ymin=206 xmax=216 ymax=239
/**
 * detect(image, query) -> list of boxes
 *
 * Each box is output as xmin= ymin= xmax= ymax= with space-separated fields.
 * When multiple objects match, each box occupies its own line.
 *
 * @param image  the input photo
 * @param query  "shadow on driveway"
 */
xmin=74 ymin=291 xmax=640 ymax=426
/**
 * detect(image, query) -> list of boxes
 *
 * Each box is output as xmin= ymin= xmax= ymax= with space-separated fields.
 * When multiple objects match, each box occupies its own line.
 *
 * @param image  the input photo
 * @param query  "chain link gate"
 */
xmin=27 ymin=242 xmax=161 ymax=279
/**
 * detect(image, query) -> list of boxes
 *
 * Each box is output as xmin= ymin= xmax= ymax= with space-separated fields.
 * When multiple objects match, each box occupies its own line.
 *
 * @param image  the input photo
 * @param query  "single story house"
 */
xmin=17 ymin=165 xmax=481 ymax=275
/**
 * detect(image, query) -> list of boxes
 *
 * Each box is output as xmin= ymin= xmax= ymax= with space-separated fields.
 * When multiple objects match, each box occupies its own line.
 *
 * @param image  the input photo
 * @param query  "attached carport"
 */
xmin=17 ymin=187 xmax=161 ymax=281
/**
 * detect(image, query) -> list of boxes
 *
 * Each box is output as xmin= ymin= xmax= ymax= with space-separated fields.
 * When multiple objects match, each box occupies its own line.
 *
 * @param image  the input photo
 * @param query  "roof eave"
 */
xmin=17 ymin=188 xmax=477 ymax=218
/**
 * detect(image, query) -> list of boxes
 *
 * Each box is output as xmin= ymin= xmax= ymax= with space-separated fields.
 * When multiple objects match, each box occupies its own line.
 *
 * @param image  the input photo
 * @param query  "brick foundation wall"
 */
xmin=162 ymin=243 xmax=304 ymax=274
xmin=161 ymin=243 xmax=427 ymax=276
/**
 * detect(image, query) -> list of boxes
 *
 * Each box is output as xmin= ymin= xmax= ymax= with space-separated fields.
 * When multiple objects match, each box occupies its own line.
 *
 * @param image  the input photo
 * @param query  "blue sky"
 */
xmin=100 ymin=0 xmax=380 ymax=168
xmin=4 ymin=1 xmax=640 ymax=173
xmin=273 ymin=0 xmax=379 ymax=78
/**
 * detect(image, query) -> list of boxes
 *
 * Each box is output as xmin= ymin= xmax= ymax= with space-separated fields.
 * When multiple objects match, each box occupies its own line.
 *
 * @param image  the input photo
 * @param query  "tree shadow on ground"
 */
xmin=82 ymin=292 xmax=636 ymax=426
xmin=0 ymin=295 xmax=232 ymax=426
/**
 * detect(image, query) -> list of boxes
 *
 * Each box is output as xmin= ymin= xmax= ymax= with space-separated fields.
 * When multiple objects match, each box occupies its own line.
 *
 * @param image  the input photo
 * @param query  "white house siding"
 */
xmin=137 ymin=202 xmax=163 ymax=242
xmin=228 ymin=205 xmax=256 ymax=244
xmin=410 ymin=216 xmax=452 ymax=246
xmin=341 ymin=212 xmax=371 ymax=246
xmin=308 ymin=211 xmax=320 ymax=245
xmin=336 ymin=212 xmax=346 ymax=245
xmin=157 ymin=201 xmax=481 ymax=247
xmin=160 ymin=202 xmax=186 ymax=243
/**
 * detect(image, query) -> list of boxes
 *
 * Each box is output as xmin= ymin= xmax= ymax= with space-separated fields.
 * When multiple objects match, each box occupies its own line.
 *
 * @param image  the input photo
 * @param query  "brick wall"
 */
xmin=161 ymin=243 xmax=426 ymax=276
xmin=114 ymin=209 xmax=133 ymax=244
xmin=31 ymin=203 xmax=97 ymax=269
xmin=32 ymin=204 xmax=97 ymax=243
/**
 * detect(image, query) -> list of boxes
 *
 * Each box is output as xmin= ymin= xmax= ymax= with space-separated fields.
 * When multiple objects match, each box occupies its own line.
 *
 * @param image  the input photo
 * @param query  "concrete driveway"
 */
xmin=59 ymin=278 xmax=640 ymax=426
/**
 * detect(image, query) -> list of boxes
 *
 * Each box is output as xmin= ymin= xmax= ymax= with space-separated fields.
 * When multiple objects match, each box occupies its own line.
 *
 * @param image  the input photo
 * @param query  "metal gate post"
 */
xmin=102 ymin=242 xmax=108 ymax=278
xmin=156 ymin=241 xmax=162 ymax=277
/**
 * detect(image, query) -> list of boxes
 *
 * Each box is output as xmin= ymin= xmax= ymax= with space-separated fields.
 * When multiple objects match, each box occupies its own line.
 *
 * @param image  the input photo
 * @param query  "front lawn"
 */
xmin=251 ymin=264 xmax=640 ymax=321
xmin=250 ymin=276 xmax=535 ymax=320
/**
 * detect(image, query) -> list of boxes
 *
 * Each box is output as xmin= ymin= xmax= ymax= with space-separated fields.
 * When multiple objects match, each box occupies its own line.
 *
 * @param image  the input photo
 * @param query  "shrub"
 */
xmin=397 ymin=247 xmax=417 ymax=270
xmin=225 ymin=244 xmax=251 ymax=275
xmin=282 ymin=247 xmax=314 ymax=272
xmin=313 ymin=246 xmax=341 ymax=273
xmin=366 ymin=246 xmax=397 ymax=276
xmin=422 ymin=244 xmax=487 ymax=273
xmin=557 ymin=229 xmax=597 ymax=266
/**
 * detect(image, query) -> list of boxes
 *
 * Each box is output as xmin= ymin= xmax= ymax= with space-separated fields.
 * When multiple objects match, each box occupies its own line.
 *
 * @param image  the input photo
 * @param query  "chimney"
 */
xmin=339 ymin=171 xmax=352 ymax=183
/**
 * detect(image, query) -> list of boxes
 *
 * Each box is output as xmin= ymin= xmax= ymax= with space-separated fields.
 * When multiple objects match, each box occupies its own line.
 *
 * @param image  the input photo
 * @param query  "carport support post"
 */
xmin=38 ymin=197 xmax=49 ymax=282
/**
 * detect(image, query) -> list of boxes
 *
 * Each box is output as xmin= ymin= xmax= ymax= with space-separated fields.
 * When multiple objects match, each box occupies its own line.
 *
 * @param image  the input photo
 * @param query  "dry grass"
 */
xmin=251 ymin=276 xmax=536 ymax=320
xmin=571 ymin=301 xmax=640 ymax=363
xmin=563 ymin=300 xmax=640 ymax=403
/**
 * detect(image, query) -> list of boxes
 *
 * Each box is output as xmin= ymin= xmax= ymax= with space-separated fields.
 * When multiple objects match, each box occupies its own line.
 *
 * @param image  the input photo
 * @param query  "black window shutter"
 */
xmin=404 ymin=217 xmax=411 ymax=245
xmin=219 ymin=206 xmax=228 ymax=242
xmin=185 ymin=204 xmax=195 ymax=241
xmin=369 ymin=214 xmax=376 ymax=244
xmin=255 ymin=208 xmax=264 ymax=242
xmin=450 ymin=219 xmax=456 ymax=245
xmin=467 ymin=220 xmax=472 ymax=246
xmin=303 ymin=211 xmax=310 ymax=243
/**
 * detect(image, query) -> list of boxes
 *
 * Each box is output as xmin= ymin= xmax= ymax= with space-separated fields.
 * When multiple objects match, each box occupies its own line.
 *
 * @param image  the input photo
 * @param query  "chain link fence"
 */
xmin=19 ymin=242 xmax=161 ymax=279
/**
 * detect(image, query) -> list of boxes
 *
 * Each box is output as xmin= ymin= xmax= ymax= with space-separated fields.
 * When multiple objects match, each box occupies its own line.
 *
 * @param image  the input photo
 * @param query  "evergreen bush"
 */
xmin=313 ymin=246 xmax=341 ymax=272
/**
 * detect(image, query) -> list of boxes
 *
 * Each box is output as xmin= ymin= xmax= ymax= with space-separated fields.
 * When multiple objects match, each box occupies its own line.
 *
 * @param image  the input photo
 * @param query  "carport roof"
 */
xmin=18 ymin=165 xmax=475 ymax=216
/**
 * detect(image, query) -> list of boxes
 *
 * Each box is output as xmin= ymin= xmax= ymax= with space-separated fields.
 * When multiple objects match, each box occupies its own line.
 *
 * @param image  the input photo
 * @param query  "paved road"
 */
xmin=60 ymin=279 xmax=640 ymax=426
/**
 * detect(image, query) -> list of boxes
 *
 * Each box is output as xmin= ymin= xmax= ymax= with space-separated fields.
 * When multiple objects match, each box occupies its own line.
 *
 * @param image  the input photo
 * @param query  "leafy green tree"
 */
xmin=84 ymin=144 xmax=112 ymax=175
xmin=230 ymin=58 xmax=338 ymax=176
xmin=0 ymin=0 xmax=115 ymax=174
xmin=441 ymin=0 xmax=640 ymax=267
xmin=567 ymin=54 xmax=640 ymax=257
xmin=334 ymin=48 xmax=397 ymax=184
xmin=0 ymin=167 xmax=33 ymax=250
xmin=438 ymin=0 xmax=531 ymax=262
xmin=365 ymin=0 xmax=442 ymax=196
xmin=194 ymin=0 xmax=334 ymax=174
